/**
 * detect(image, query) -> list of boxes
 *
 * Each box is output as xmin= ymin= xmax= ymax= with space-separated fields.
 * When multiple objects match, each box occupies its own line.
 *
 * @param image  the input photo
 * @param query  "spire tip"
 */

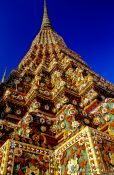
xmin=41 ymin=0 xmax=52 ymax=29
xmin=1 ymin=67 xmax=7 ymax=83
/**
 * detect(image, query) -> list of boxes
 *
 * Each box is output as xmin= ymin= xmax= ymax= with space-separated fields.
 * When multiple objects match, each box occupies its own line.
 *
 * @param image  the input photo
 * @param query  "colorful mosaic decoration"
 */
xmin=0 ymin=0 xmax=114 ymax=174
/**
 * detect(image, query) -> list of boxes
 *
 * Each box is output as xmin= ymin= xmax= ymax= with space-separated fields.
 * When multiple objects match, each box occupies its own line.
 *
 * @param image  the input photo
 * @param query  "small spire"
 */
xmin=1 ymin=67 xmax=7 ymax=83
xmin=41 ymin=0 xmax=52 ymax=28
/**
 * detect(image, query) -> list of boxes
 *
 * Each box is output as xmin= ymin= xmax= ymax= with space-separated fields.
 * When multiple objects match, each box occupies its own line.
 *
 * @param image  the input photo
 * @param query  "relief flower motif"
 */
xmin=10 ymin=142 xmax=16 ymax=148
xmin=93 ymin=117 xmax=101 ymax=126
xmin=72 ymin=121 xmax=80 ymax=129
xmin=61 ymin=122 xmax=66 ymax=129
xmin=59 ymin=114 xmax=64 ymax=121
xmin=24 ymin=115 xmax=33 ymax=124
xmin=68 ymin=108 xmax=76 ymax=116
xmin=44 ymin=105 xmax=50 ymax=110
xmin=14 ymin=148 xmax=23 ymax=157
xmin=40 ymin=118 xmax=45 ymax=124
xmin=40 ymin=125 xmax=47 ymax=132
xmin=67 ymin=158 xmax=79 ymax=175
xmin=104 ymin=114 xmax=111 ymax=122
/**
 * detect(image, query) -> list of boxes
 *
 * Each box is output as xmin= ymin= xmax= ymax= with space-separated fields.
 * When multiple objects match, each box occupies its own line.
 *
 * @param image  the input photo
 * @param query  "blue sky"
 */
xmin=0 ymin=0 xmax=114 ymax=84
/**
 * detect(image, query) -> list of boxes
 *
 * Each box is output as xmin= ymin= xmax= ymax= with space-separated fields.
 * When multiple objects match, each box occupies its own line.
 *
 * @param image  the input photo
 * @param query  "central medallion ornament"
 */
xmin=67 ymin=158 xmax=79 ymax=175
xmin=26 ymin=166 xmax=39 ymax=175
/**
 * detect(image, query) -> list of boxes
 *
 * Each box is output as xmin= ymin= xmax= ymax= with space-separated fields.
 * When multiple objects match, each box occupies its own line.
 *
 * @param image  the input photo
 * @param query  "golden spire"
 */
xmin=41 ymin=0 xmax=52 ymax=29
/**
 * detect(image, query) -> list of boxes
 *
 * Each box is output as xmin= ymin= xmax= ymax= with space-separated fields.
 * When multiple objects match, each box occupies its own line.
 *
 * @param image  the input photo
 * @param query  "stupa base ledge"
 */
xmin=0 ymin=126 xmax=114 ymax=175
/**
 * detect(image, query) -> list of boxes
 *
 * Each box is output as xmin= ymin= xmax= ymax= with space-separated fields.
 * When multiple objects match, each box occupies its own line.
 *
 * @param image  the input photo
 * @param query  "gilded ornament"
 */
xmin=41 ymin=125 xmax=47 ymax=132
xmin=14 ymin=148 xmax=23 ymax=157
xmin=25 ymin=76 xmax=31 ymax=82
xmin=43 ymin=155 xmax=50 ymax=162
xmin=59 ymin=114 xmax=64 ymax=121
xmin=61 ymin=122 xmax=66 ymax=129
xmin=84 ymin=118 xmax=90 ymax=125
xmin=104 ymin=114 xmax=111 ymax=122
xmin=72 ymin=121 xmax=80 ymax=129
xmin=24 ymin=115 xmax=33 ymax=124
xmin=93 ymin=117 xmax=101 ymax=126
xmin=102 ymin=107 xmax=108 ymax=114
xmin=16 ymin=109 xmax=22 ymax=115
xmin=108 ymin=122 xmax=114 ymax=136
xmin=52 ymin=108 xmax=56 ymax=113
xmin=18 ymin=95 xmax=24 ymax=100
xmin=46 ymin=120 xmax=51 ymax=125
xmin=63 ymin=97 xmax=69 ymax=103
xmin=56 ymin=103 xmax=61 ymax=109
xmin=110 ymin=153 xmax=114 ymax=165
xmin=50 ymin=125 xmax=57 ymax=133
xmin=44 ymin=105 xmax=50 ymax=110
xmin=79 ymin=103 xmax=84 ymax=108
xmin=14 ymin=79 xmax=20 ymax=84
xmin=68 ymin=109 xmax=76 ymax=115
xmin=4 ymin=89 xmax=11 ymax=97
xmin=72 ymin=100 xmax=77 ymax=105
xmin=26 ymin=166 xmax=39 ymax=175
xmin=5 ymin=106 xmax=11 ymax=113
xmin=0 ymin=132 xmax=3 ymax=138
xmin=40 ymin=118 xmax=45 ymax=124
xmin=31 ymin=101 xmax=41 ymax=110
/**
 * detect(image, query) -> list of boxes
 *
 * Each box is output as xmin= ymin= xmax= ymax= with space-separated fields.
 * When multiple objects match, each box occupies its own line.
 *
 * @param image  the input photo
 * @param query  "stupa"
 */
xmin=0 ymin=0 xmax=114 ymax=174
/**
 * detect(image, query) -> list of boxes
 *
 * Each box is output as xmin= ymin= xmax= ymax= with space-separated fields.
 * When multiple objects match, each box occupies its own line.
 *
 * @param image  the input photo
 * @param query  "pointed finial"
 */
xmin=1 ymin=67 xmax=7 ymax=83
xmin=41 ymin=0 xmax=52 ymax=28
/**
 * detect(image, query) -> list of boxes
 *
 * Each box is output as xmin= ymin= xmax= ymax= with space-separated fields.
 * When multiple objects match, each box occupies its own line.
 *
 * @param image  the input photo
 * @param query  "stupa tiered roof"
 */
xmin=0 ymin=0 xmax=114 ymax=174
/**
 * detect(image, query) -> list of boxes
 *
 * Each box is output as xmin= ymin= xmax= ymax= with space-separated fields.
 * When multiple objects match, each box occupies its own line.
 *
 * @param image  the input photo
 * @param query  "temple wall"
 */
xmin=0 ymin=140 xmax=52 ymax=175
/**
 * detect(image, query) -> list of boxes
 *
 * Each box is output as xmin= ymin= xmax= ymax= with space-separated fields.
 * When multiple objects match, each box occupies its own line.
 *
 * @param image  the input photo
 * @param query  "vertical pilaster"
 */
xmin=85 ymin=127 xmax=105 ymax=175
xmin=0 ymin=140 xmax=10 ymax=175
